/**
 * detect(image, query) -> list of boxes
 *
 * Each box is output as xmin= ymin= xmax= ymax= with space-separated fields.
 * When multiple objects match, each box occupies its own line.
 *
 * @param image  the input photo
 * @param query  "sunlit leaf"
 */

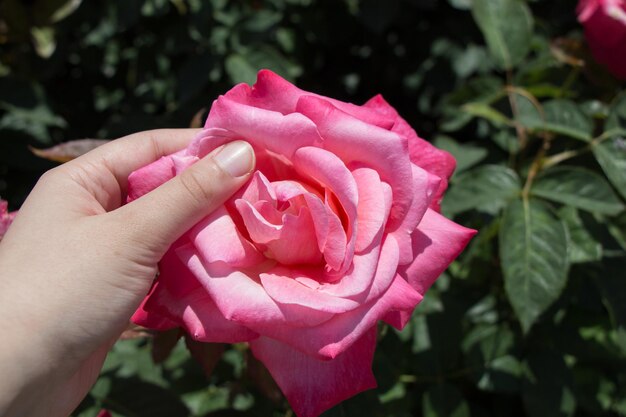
xmin=443 ymin=165 xmax=521 ymax=216
xmin=532 ymin=167 xmax=624 ymax=216
xmin=500 ymin=199 xmax=569 ymax=333
xmin=558 ymin=207 xmax=602 ymax=263
xmin=471 ymin=0 xmax=533 ymax=70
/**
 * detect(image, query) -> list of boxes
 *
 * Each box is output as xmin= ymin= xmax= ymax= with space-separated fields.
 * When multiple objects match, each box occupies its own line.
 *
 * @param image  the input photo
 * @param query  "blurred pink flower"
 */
xmin=578 ymin=0 xmax=626 ymax=79
xmin=0 ymin=199 xmax=16 ymax=241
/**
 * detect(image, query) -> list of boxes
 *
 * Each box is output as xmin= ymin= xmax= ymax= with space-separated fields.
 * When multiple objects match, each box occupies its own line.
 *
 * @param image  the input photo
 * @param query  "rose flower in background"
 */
xmin=578 ymin=0 xmax=626 ymax=80
xmin=130 ymin=70 xmax=475 ymax=417
xmin=0 ymin=200 xmax=16 ymax=241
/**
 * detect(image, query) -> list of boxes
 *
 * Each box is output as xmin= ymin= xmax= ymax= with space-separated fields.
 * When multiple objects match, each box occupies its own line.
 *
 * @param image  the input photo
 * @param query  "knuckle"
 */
xmin=178 ymin=165 xmax=218 ymax=206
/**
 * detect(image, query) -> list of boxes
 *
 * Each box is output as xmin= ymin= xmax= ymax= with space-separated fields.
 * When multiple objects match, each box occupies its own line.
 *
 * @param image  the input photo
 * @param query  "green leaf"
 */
xmin=31 ymin=26 xmax=56 ymax=58
xmin=515 ymin=99 xmax=593 ymax=141
xmin=531 ymin=167 xmax=624 ymax=215
xmin=607 ymin=211 xmax=626 ymax=250
xmin=500 ymin=199 xmax=569 ymax=333
xmin=605 ymin=93 xmax=626 ymax=131
xmin=442 ymin=165 xmax=521 ymax=216
xmin=225 ymin=47 xmax=302 ymax=85
xmin=558 ymin=207 xmax=602 ymax=263
xmin=593 ymin=136 xmax=626 ymax=201
xmin=433 ymin=135 xmax=487 ymax=174
xmin=542 ymin=99 xmax=593 ymax=141
xmin=49 ymin=0 xmax=82 ymax=22
xmin=225 ymin=53 xmax=258 ymax=85
xmin=422 ymin=384 xmax=470 ymax=417
xmin=461 ymin=102 xmax=512 ymax=127
xmin=471 ymin=0 xmax=533 ymax=70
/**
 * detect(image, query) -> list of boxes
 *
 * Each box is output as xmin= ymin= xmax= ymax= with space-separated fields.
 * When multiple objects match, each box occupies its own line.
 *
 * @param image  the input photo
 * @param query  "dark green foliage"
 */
xmin=1 ymin=0 xmax=625 ymax=416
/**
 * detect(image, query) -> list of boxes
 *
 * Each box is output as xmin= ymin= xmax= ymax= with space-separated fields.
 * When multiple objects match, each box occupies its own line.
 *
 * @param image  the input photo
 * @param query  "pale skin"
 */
xmin=0 ymin=129 xmax=256 ymax=417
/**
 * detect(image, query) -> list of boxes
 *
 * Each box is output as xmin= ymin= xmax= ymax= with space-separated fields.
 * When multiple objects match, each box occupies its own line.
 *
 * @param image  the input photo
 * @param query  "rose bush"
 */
xmin=578 ymin=0 xmax=626 ymax=79
xmin=129 ymin=70 xmax=475 ymax=417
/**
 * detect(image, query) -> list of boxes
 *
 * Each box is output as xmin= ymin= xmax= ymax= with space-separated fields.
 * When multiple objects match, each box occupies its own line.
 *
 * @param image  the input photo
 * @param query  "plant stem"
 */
xmin=505 ymin=70 xmax=528 ymax=151
xmin=522 ymin=134 xmax=552 ymax=199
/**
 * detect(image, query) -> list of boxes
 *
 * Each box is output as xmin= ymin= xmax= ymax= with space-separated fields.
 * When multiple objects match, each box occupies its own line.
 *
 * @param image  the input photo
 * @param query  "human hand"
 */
xmin=0 ymin=129 xmax=255 ymax=417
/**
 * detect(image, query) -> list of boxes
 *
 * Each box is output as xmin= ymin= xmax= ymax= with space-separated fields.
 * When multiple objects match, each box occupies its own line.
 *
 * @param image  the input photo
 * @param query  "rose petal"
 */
xmin=236 ymin=199 xmax=322 ymax=265
xmin=400 ymin=208 xmax=477 ymax=295
xmin=133 ymin=241 xmax=257 ymax=342
xmin=320 ymin=233 xmax=399 ymax=304
xmin=189 ymin=206 xmax=265 ymax=268
xmin=240 ymin=171 xmax=277 ymax=206
xmin=205 ymin=95 xmax=323 ymax=159
xmin=302 ymin=194 xmax=347 ymax=271
xmin=248 ymin=274 xmax=421 ymax=360
xmin=364 ymin=94 xmax=456 ymax=211
xmin=127 ymin=153 xmax=178 ymax=202
xmin=131 ymin=280 xmax=179 ymax=331
xmin=178 ymin=245 xmax=335 ymax=328
xmin=578 ymin=0 xmax=626 ymax=79
xmin=391 ymin=164 xmax=442 ymax=265
xmin=296 ymin=96 xmax=413 ymax=228
xmin=261 ymin=267 xmax=361 ymax=313
xmin=127 ymin=128 xmax=233 ymax=202
xmin=228 ymin=70 xmax=394 ymax=130
xmin=351 ymin=167 xmax=393 ymax=253
xmin=250 ymin=327 xmax=378 ymax=417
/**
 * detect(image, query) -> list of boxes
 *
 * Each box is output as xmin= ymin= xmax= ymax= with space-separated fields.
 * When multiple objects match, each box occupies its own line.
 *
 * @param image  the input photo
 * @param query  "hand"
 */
xmin=0 ymin=129 xmax=255 ymax=417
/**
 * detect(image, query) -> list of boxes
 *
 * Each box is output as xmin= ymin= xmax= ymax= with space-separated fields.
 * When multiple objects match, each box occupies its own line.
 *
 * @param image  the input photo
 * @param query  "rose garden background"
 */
xmin=1 ymin=0 xmax=625 ymax=416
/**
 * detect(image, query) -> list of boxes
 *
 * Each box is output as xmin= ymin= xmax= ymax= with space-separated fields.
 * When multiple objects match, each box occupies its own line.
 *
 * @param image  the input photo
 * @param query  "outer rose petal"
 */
xmin=248 ymin=274 xmax=422 ymax=360
xmin=228 ymin=69 xmax=394 ymax=130
xmin=131 ymin=280 xmax=178 ymax=331
xmin=132 ymin=240 xmax=258 ymax=343
xmin=127 ymin=128 xmax=233 ymax=201
xmin=400 ymin=208 xmax=477 ymax=295
xmin=391 ymin=164 xmax=442 ymax=265
xmin=364 ymin=94 xmax=456 ymax=211
xmin=250 ymin=327 xmax=378 ymax=417
xmin=178 ymin=245 xmax=336 ymax=328
xmin=261 ymin=267 xmax=361 ymax=313
xmin=296 ymin=95 xmax=414 ymax=228
xmin=205 ymin=95 xmax=323 ymax=159
xmin=127 ymin=152 xmax=178 ymax=202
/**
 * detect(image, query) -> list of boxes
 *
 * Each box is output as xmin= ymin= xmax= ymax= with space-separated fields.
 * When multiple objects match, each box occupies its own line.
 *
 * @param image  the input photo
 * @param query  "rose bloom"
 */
xmin=130 ymin=70 xmax=475 ymax=417
xmin=0 ymin=199 xmax=16 ymax=241
xmin=578 ymin=0 xmax=626 ymax=80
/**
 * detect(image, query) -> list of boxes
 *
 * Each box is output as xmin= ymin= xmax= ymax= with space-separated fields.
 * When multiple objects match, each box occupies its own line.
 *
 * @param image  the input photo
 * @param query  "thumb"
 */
xmin=111 ymin=140 xmax=255 ymax=255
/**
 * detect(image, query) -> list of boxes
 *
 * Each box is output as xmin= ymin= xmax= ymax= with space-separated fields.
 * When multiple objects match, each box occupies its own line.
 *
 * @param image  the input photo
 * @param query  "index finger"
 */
xmin=90 ymin=128 xmax=201 ymax=183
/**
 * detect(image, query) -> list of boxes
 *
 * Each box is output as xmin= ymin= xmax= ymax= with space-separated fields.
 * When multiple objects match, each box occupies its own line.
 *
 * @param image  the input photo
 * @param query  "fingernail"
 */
xmin=213 ymin=141 xmax=255 ymax=177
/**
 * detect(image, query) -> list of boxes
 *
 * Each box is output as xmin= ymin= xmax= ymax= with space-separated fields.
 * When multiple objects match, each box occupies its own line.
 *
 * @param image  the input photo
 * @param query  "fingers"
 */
xmin=111 ymin=140 xmax=255 ymax=256
xmin=67 ymin=128 xmax=201 ymax=191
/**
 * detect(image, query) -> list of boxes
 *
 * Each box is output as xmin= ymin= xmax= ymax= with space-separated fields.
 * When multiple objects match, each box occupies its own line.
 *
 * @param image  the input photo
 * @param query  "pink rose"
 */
xmin=0 ymin=199 xmax=16 ymax=241
xmin=578 ymin=0 xmax=626 ymax=80
xmin=129 ymin=70 xmax=475 ymax=417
